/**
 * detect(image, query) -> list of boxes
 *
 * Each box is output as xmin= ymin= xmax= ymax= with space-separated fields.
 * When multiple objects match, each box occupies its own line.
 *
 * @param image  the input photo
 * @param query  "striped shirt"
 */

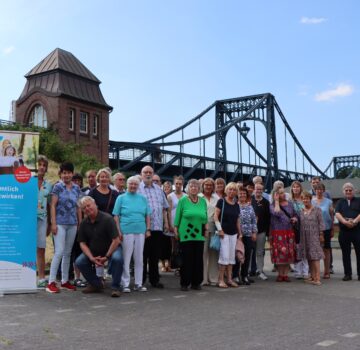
xmin=138 ymin=182 xmax=169 ymax=231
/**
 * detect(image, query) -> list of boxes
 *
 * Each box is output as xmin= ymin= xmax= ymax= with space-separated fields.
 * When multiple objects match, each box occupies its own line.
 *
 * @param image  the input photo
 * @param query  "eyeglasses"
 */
xmin=345 ymin=189 xmax=353 ymax=192
xmin=118 ymin=178 xmax=125 ymax=181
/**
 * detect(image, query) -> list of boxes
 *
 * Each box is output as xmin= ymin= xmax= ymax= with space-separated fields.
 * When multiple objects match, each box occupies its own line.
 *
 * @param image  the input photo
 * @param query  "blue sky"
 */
xmin=0 ymin=0 xmax=359 ymax=172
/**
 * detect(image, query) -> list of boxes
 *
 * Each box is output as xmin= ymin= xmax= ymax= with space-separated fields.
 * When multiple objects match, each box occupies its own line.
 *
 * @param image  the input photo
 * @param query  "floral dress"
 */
xmin=270 ymin=202 xmax=297 ymax=264
xmin=298 ymin=207 xmax=325 ymax=261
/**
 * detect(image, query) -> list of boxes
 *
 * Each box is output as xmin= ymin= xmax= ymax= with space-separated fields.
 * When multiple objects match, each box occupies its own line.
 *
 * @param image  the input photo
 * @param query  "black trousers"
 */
xmin=338 ymin=231 xmax=360 ymax=277
xmin=241 ymin=236 xmax=256 ymax=279
xmin=180 ymin=241 xmax=204 ymax=287
xmin=143 ymin=230 xmax=162 ymax=285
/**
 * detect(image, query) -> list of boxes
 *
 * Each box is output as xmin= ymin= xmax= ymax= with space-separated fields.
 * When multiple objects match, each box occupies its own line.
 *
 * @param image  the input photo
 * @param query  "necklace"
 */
xmin=303 ymin=206 xmax=312 ymax=215
xmin=189 ymin=196 xmax=198 ymax=204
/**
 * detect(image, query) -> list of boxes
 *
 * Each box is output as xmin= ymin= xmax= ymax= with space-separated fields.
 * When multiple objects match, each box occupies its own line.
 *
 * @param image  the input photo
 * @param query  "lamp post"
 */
xmin=239 ymin=122 xmax=251 ymax=166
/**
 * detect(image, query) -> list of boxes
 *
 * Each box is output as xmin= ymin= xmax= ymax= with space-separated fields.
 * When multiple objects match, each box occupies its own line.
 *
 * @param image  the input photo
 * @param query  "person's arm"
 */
xmin=163 ymin=208 xmax=170 ymax=232
xmin=236 ymin=217 xmax=242 ymax=239
xmin=105 ymin=236 xmax=121 ymax=258
xmin=145 ymin=215 xmax=151 ymax=238
xmin=167 ymin=194 xmax=174 ymax=232
xmin=113 ymin=215 xmax=121 ymax=234
xmin=329 ymin=203 xmax=335 ymax=238
xmin=335 ymin=201 xmax=354 ymax=229
xmin=112 ymin=196 xmax=123 ymax=239
xmin=79 ymin=242 xmax=97 ymax=264
xmin=76 ymin=206 xmax=82 ymax=228
xmin=214 ymin=205 xmax=224 ymax=238
xmin=250 ymin=207 xmax=257 ymax=241
xmin=173 ymin=198 xmax=183 ymax=240
xmin=50 ymin=194 xmax=58 ymax=235
xmin=162 ymin=191 xmax=170 ymax=232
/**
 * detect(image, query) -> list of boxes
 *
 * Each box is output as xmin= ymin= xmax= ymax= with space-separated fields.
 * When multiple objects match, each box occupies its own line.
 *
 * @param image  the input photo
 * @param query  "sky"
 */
xmin=0 ymin=0 xmax=359 ymax=173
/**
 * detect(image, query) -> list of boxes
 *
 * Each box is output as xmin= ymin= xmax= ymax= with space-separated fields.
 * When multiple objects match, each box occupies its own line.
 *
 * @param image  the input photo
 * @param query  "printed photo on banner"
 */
xmin=0 ymin=130 xmax=39 ymax=175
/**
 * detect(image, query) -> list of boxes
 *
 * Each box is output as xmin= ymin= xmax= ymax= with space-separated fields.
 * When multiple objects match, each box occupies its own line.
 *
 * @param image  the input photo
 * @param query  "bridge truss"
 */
xmin=109 ymin=93 xmax=329 ymax=192
xmin=324 ymin=155 xmax=360 ymax=179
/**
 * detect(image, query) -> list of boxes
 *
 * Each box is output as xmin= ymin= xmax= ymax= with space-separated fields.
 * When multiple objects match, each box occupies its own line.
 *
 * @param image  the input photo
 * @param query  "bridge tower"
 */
xmin=215 ymin=93 xmax=279 ymax=189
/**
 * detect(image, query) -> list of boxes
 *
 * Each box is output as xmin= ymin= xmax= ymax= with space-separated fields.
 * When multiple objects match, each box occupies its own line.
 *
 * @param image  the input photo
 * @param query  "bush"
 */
xmin=1 ymin=125 xmax=105 ymax=175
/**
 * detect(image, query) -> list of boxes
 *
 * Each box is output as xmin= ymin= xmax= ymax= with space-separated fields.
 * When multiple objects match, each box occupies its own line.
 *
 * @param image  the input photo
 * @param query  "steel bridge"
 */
xmin=324 ymin=155 xmax=360 ymax=179
xmin=109 ymin=93 xmax=331 ymax=192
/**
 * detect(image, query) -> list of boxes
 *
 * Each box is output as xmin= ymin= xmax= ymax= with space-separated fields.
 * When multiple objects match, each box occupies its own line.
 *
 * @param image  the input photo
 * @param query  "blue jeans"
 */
xmin=75 ymin=246 xmax=124 ymax=290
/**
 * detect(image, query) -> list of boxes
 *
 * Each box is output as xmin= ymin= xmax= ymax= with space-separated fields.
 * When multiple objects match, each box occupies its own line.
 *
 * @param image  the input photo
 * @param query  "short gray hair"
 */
xmin=186 ymin=179 xmax=200 ymax=194
xmin=127 ymin=175 xmax=140 ymax=186
xmin=78 ymin=195 xmax=96 ymax=208
xmin=343 ymin=182 xmax=354 ymax=191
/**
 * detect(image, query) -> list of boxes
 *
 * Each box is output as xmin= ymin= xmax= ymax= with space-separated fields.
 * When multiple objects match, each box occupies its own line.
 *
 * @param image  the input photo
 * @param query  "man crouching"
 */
xmin=75 ymin=196 xmax=123 ymax=297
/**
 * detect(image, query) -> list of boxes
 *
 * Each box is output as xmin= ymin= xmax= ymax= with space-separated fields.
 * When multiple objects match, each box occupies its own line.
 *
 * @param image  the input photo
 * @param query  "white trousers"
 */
xmin=218 ymin=233 xmax=237 ymax=265
xmin=121 ymin=234 xmax=145 ymax=287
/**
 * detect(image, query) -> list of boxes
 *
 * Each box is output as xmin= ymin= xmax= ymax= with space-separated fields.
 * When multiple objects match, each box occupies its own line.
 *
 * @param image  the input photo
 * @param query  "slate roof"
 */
xmin=18 ymin=48 xmax=112 ymax=110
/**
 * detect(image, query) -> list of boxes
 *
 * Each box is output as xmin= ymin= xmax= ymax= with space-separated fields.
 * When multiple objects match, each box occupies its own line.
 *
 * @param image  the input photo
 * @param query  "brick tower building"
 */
xmin=16 ymin=48 xmax=112 ymax=164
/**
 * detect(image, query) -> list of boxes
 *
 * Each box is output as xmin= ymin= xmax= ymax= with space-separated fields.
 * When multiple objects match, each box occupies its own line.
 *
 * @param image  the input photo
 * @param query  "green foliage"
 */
xmin=39 ymin=129 xmax=104 ymax=175
xmin=1 ymin=124 xmax=105 ymax=176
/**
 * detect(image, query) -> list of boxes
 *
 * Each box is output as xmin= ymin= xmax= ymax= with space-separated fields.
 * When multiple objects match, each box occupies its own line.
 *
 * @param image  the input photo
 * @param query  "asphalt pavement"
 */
xmin=0 ymin=249 xmax=359 ymax=350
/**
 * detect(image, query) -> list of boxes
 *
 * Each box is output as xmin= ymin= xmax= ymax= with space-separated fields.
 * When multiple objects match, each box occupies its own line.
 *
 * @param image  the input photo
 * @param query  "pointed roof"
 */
xmin=18 ymin=48 xmax=112 ymax=110
xmin=25 ymin=48 xmax=101 ymax=83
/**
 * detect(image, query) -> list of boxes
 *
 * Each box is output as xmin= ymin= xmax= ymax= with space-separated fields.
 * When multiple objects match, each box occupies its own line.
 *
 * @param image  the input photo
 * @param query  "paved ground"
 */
xmin=1 ymin=249 xmax=360 ymax=350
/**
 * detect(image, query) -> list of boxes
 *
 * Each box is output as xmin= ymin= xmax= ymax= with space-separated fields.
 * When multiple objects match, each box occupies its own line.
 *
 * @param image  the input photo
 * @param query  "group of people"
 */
xmin=36 ymin=156 xmax=360 ymax=297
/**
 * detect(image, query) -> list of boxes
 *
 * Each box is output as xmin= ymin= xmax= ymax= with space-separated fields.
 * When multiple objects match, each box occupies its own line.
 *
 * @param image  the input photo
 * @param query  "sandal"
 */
xmin=227 ymin=280 xmax=238 ymax=288
xmin=311 ymin=280 xmax=322 ymax=286
xmin=218 ymin=282 xmax=228 ymax=288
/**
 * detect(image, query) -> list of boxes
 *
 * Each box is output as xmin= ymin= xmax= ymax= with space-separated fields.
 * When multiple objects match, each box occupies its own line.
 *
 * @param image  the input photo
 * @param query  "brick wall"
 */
xmin=16 ymin=93 xmax=109 ymax=164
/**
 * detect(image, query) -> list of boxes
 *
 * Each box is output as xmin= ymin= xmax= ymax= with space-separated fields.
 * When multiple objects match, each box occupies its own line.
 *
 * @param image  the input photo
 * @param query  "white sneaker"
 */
xmin=122 ymin=286 xmax=131 ymax=293
xmin=258 ymin=272 xmax=268 ymax=281
xmin=133 ymin=285 xmax=147 ymax=292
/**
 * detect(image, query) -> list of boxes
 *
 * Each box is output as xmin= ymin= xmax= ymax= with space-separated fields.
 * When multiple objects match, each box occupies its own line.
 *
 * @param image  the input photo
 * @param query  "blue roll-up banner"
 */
xmin=0 ymin=130 xmax=39 ymax=294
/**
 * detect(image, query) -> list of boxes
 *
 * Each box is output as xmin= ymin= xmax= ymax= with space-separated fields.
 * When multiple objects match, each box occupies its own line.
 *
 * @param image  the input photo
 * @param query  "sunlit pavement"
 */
xmin=1 ymin=249 xmax=359 ymax=350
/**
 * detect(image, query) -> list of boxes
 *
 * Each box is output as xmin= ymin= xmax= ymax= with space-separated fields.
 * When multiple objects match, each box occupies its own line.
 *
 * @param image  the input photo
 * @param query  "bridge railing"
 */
xmin=109 ymin=141 xmax=314 ymax=183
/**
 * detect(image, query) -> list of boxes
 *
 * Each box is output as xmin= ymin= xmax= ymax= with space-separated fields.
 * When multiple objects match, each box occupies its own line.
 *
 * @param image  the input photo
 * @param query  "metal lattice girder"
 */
xmin=108 ymin=93 xmax=330 ymax=184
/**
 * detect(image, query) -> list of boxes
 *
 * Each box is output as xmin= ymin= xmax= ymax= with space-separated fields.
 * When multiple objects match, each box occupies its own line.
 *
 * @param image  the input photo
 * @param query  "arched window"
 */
xmin=29 ymin=104 xmax=47 ymax=128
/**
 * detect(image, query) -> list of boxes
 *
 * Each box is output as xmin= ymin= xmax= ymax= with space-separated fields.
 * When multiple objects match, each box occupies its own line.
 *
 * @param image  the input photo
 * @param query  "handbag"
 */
xmin=210 ymin=199 xmax=225 ymax=251
xmin=235 ymin=238 xmax=245 ymax=264
xmin=280 ymin=205 xmax=300 ymax=244
xmin=210 ymin=232 xmax=221 ymax=251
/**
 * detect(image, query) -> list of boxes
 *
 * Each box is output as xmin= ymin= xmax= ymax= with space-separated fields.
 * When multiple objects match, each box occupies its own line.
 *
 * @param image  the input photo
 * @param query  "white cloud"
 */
xmin=300 ymin=17 xmax=327 ymax=24
xmin=314 ymin=83 xmax=354 ymax=102
xmin=2 ymin=46 xmax=15 ymax=55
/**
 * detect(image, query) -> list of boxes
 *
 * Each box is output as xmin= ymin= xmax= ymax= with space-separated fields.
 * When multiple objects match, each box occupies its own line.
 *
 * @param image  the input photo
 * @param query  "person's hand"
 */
xmin=169 ymin=225 xmax=175 ymax=233
xmin=274 ymin=192 xmax=280 ymax=202
xmin=344 ymin=219 xmax=354 ymax=229
xmin=251 ymin=233 xmax=257 ymax=242
xmin=98 ymin=256 xmax=108 ymax=265
xmin=290 ymin=217 xmax=298 ymax=225
xmin=319 ymin=233 xmax=324 ymax=244
xmin=164 ymin=223 xmax=169 ymax=233
xmin=218 ymin=230 xmax=225 ymax=239
xmin=51 ymin=223 xmax=57 ymax=235
xmin=93 ymin=256 xmax=104 ymax=267
xmin=145 ymin=231 xmax=151 ymax=238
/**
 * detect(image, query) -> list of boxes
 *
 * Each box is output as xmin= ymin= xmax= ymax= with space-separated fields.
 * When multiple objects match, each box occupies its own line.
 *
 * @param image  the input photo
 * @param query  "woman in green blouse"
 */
xmin=174 ymin=179 xmax=208 ymax=291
